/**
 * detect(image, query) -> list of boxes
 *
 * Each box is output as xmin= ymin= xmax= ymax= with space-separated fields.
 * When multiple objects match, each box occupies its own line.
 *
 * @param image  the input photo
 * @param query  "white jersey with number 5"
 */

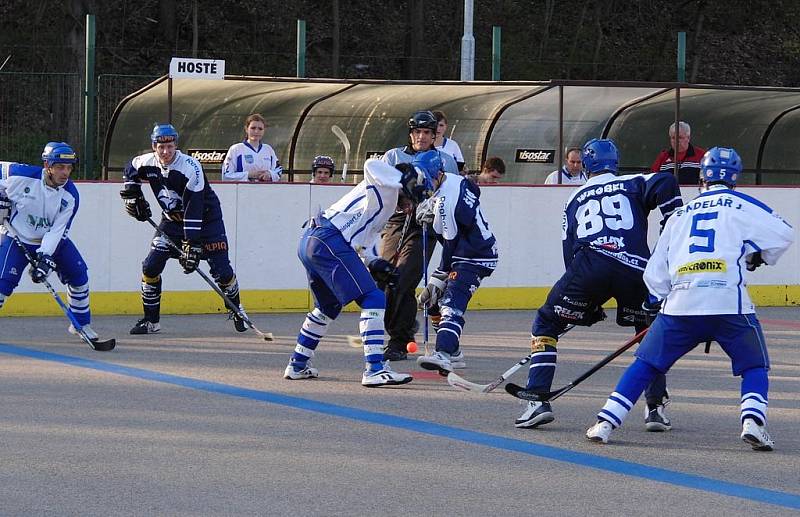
xmin=644 ymin=185 xmax=795 ymax=315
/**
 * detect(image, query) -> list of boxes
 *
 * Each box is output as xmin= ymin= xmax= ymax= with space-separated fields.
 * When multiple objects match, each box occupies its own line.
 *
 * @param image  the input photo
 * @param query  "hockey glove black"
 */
xmin=642 ymin=295 xmax=662 ymax=325
xmin=179 ymin=240 xmax=203 ymax=274
xmin=29 ymin=252 xmax=56 ymax=283
xmin=120 ymin=186 xmax=152 ymax=221
xmin=0 ymin=191 xmax=11 ymax=222
xmin=163 ymin=210 xmax=185 ymax=223
xmin=418 ymin=270 xmax=449 ymax=308
xmin=746 ymin=251 xmax=765 ymax=271
xmin=368 ymin=258 xmax=399 ymax=289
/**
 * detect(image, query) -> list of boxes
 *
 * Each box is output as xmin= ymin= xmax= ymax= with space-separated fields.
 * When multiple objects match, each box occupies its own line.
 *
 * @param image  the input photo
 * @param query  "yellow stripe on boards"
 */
xmin=1 ymin=286 xmax=797 ymax=317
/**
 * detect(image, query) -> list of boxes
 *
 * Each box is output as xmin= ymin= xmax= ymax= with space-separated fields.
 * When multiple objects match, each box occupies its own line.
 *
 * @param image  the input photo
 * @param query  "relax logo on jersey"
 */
xmin=187 ymin=149 xmax=226 ymax=164
xmin=515 ymin=149 xmax=555 ymax=163
xmin=677 ymin=259 xmax=727 ymax=275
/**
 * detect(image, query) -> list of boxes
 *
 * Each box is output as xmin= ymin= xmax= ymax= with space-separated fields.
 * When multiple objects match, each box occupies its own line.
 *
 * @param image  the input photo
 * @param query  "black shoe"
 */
xmin=130 ymin=318 xmax=160 ymax=335
xmin=383 ymin=348 xmax=408 ymax=361
xmin=229 ymin=305 xmax=248 ymax=332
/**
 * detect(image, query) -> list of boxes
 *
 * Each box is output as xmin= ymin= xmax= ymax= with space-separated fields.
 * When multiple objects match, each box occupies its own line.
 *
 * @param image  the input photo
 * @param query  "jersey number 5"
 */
xmin=689 ymin=212 xmax=718 ymax=253
xmin=575 ymin=194 xmax=634 ymax=238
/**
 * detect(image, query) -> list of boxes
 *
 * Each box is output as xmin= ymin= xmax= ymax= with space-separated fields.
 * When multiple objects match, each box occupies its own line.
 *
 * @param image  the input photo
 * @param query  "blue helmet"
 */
xmin=412 ymin=149 xmax=443 ymax=185
xmin=701 ymin=147 xmax=742 ymax=187
xmin=42 ymin=142 xmax=77 ymax=165
xmin=581 ymin=138 xmax=618 ymax=174
xmin=151 ymin=124 xmax=179 ymax=144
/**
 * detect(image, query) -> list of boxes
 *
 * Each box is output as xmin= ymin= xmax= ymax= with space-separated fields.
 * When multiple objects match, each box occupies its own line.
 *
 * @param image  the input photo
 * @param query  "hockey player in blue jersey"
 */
xmin=414 ymin=151 xmax=499 ymax=374
xmin=0 ymin=143 xmax=100 ymax=341
xmin=285 ymin=153 xmax=438 ymax=387
xmin=120 ymin=124 xmax=248 ymax=334
xmin=513 ymin=138 xmax=683 ymax=429
xmin=587 ymin=147 xmax=795 ymax=450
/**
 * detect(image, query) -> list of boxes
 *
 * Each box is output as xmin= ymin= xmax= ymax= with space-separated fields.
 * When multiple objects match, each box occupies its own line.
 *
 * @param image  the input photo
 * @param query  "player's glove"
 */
xmin=418 ymin=270 xmax=448 ymax=308
xmin=29 ymin=252 xmax=56 ymax=283
xmin=368 ymin=258 xmax=399 ymax=289
xmin=642 ymin=295 xmax=662 ymax=324
xmin=119 ymin=185 xmax=152 ymax=221
xmin=0 ymin=191 xmax=11 ymax=222
xmin=415 ymin=197 xmax=435 ymax=226
xmin=179 ymin=240 xmax=203 ymax=274
xmin=138 ymin=165 xmax=163 ymax=182
xmin=746 ymin=251 xmax=765 ymax=271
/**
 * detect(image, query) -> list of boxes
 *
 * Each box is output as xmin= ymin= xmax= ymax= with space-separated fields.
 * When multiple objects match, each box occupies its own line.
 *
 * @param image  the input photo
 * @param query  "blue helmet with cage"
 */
xmin=41 ymin=142 xmax=77 ymax=165
xmin=151 ymin=124 xmax=179 ymax=144
xmin=700 ymin=147 xmax=742 ymax=187
xmin=402 ymin=149 xmax=442 ymax=201
xmin=581 ymin=138 xmax=618 ymax=174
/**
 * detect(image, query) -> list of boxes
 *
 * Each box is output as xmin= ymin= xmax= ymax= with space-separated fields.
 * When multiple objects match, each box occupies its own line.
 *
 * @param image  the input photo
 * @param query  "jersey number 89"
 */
xmin=575 ymin=194 xmax=634 ymax=238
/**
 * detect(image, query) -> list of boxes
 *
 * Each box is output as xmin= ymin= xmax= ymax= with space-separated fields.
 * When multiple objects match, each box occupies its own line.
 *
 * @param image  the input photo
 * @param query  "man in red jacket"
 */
xmin=650 ymin=121 xmax=706 ymax=185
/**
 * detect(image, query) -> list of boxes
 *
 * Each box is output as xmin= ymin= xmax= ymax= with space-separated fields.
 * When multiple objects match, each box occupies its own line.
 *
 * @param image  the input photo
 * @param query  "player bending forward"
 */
xmin=120 ymin=124 xmax=249 ymax=334
xmin=415 ymin=150 xmax=499 ymax=374
xmin=587 ymin=147 xmax=795 ymax=450
xmin=284 ymin=155 xmax=439 ymax=386
xmin=513 ymin=139 xmax=683 ymax=430
xmin=0 ymin=143 xmax=100 ymax=341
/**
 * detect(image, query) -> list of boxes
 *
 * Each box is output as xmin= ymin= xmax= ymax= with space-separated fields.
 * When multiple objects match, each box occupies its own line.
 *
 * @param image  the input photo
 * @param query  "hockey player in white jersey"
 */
xmin=285 ymin=154 xmax=438 ymax=386
xmin=415 ymin=151 xmax=499 ymax=374
xmin=587 ymin=147 xmax=795 ymax=450
xmin=0 ymin=143 xmax=100 ymax=341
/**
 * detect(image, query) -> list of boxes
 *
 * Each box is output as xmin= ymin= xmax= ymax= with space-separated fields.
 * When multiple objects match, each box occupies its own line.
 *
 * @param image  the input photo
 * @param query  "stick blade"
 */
xmin=91 ymin=338 xmax=116 ymax=352
xmin=446 ymin=372 xmax=490 ymax=393
xmin=504 ymin=383 xmax=549 ymax=401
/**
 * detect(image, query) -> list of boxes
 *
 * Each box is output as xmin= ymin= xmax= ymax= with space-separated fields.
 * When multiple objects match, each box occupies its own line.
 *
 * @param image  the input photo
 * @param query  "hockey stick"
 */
xmin=0 ymin=55 xmax=10 ymax=72
xmin=145 ymin=218 xmax=274 ymax=341
xmin=331 ymin=125 xmax=350 ymax=182
xmin=421 ymin=222 xmax=430 ymax=355
xmin=504 ymin=327 xmax=649 ymax=402
xmin=447 ymin=324 xmax=576 ymax=393
xmin=5 ymin=228 xmax=115 ymax=351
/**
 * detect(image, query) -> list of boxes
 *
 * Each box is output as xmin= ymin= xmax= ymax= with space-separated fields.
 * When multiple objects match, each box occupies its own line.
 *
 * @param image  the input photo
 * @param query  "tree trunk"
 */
xmin=332 ymin=0 xmax=340 ymax=77
xmin=160 ymin=0 xmax=177 ymax=47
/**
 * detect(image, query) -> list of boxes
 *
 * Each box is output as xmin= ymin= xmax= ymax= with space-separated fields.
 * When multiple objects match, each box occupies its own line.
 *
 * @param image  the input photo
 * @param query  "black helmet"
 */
xmin=408 ymin=110 xmax=437 ymax=133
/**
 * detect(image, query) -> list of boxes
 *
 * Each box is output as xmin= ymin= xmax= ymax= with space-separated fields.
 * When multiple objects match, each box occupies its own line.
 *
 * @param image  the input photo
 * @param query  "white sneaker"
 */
xmin=361 ymin=363 xmax=413 ymax=387
xmin=514 ymin=400 xmax=555 ymax=428
xmin=586 ymin=421 xmax=614 ymax=443
xmin=284 ymin=363 xmax=319 ymax=380
xmin=68 ymin=324 xmax=98 ymax=341
xmin=417 ymin=351 xmax=453 ymax=374
xmin=741 ymin=418 xmax=774 ymax=451
xmin=449 ymin=349 xmax=466 ymax=369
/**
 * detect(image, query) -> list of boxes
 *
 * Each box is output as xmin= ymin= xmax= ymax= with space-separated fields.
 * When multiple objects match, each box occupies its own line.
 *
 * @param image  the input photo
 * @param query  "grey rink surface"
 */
xmin=1 ymin=308 xmax=799 ymax=517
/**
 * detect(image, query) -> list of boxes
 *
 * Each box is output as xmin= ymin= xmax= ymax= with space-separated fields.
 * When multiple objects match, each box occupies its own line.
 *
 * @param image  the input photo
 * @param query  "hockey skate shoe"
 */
xmin=586 ymin=420 xmax=614 ymax=443
xmin=229 ymin=305 xmax=248 ymax=332
xmin=741 ymin=418 xmax=774 ymax=451
xmin=130 ymin=318 xmax=160 ymax=335
xmin=383 ymin=347 xmax=408 ymax=362
xmin=361 ymin=363 xmax=413 ymax=387
xmin=68 ymin=324 xmax=98 ymax=341
xmin=449 ymin=349 xmax=466 ymax=369
xmin=514 ymin=400 xmax=555 ymax=428
xmin=283 ymin=363 xmax=319 ymax=380
xmin=417 ymin=351 xmax=453 ymax=375
xmin=644 ymin=404 xmax=672 ymax=432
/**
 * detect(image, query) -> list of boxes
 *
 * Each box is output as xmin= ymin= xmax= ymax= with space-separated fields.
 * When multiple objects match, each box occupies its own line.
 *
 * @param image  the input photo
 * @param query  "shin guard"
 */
xmin=141 ymin=274 xmax=162 ymax=323
xmin=67 ymin=282 xmax=91 ymax=326
xmin=741 ymin=367 xmax=769 ymax=426
xmin=291 ymin=308 xmax=331 ymax=367
xmin=526 ymin=335 xmax=558 ymax=391
xmin=360 ymin=308 xmax=386 ymax=371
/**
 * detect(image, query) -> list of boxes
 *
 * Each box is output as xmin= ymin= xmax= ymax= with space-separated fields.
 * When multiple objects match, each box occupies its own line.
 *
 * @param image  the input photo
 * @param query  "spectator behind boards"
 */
xmin=475 ymin=156 xmax=505 ymax=184
xmin=433 ymin=110 xmax=465 ymax=172
xmin=650 ymin=121 xmax=706 ymax=185
xmin=310 ymin=155 xmax=334 ymax=184
xmin=544 ymin=147 xmax=587 ymax=185
xmin=221 ymin=113 xmax=283 ymax=182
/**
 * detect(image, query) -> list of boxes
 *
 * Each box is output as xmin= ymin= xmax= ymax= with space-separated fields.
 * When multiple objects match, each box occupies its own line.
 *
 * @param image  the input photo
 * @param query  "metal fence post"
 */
xmin=83 ymin=14 xmax=96 ymax=179
xmin=297 ymin=20 xmax=306 ymax=78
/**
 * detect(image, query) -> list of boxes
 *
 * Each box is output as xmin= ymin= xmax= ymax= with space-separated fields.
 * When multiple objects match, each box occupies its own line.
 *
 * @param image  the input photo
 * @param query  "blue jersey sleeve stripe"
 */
xmin=8 ymin=164 xmax=42 ymax=179
xmin=698 ymin=189 xmax=773 ymax=214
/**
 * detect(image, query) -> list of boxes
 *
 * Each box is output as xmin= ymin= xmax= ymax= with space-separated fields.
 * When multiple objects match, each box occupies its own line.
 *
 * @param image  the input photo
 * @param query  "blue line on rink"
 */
xmin=3 ymin=343 xmax=799 ymax=511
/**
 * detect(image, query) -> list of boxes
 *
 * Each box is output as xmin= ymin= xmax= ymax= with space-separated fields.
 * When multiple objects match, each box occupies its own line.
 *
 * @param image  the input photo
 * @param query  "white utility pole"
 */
xmin=460 ymin=0 xmax=475 ymax=81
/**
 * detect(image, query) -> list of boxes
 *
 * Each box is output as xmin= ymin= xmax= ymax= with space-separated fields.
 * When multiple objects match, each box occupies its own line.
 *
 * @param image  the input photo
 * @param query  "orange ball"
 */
xmin=406 ymin=341 xmax=418 ymax=353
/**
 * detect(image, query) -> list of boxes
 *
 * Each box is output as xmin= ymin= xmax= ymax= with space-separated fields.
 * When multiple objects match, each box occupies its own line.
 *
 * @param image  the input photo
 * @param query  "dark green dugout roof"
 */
xmin=104 ymin=77 xmax=800 ymax=184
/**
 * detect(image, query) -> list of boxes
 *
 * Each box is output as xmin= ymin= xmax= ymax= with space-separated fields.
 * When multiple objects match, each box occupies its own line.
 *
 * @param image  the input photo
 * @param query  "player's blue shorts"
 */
xmin=635 ymin=313 xmax=769 ymax=376
xmin=297 ymin=216 xmax=377 ymax=311
xmin=0 ymin=234 xmax=88 ymax=295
